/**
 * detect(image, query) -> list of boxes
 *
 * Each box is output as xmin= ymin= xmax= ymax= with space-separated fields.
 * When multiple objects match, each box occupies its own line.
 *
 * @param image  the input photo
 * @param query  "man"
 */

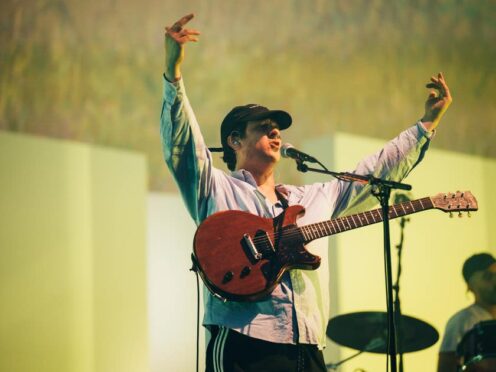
xmin=162 ymin=13 xmax=452 ymax=372
xmin=437 ymin=253 xmax=496 ymax=372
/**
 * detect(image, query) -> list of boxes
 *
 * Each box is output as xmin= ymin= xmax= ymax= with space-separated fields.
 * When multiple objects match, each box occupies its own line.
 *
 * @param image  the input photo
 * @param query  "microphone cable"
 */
xmin=190 ymin=254 xmax=200 ymax=372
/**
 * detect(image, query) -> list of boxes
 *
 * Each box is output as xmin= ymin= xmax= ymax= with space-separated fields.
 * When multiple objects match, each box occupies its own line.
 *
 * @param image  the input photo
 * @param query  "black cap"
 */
xmin=220 ymin=104 xmax=292 ymax=149
xmin=462 ymin=253 xmax=496 ymax=283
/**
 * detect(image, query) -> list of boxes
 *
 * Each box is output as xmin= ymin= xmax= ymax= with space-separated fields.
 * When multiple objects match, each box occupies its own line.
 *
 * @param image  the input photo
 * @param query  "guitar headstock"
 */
xmin=431 ymin=191 xmax=478 ymax=215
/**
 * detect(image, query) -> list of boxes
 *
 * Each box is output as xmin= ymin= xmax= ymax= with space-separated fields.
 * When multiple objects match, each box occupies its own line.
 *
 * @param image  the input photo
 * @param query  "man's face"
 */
xmin=238 ymin=119 xmax=282 ymax=164
xmin=470 ymin=263 xmax=496 ymax=305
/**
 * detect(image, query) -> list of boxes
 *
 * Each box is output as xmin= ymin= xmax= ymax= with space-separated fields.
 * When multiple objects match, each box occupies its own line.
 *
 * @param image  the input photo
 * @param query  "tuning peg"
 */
xmin=458 ymin=212 xmax=463 ymax=218
xmin=449 ymin=212 xmax=453 ymax=218
xmin=468 ymin=211 xmax=471 ymax=218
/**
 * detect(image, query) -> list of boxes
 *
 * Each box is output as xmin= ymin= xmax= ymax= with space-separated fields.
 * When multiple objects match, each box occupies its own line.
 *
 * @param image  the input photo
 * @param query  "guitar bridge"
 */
xmin=243 ymin=234 xmax=262 ymax=261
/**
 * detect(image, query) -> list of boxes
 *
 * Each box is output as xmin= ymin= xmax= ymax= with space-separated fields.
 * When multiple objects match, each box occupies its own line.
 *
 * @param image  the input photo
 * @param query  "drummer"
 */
xmin=437 ymin=253 xmax=496 ymax=372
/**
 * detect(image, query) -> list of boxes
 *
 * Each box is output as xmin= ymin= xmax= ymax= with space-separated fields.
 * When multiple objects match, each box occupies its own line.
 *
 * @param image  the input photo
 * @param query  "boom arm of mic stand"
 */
xmin=294 ymin=163 xmax=412 ymax=192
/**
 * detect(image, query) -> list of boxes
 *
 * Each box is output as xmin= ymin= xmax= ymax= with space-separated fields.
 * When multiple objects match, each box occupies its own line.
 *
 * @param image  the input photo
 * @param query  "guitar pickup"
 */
xmin=261 ymin=231 xmax=275 ymax=253
xmin=243 ymin=234 xmax=262 ymax=261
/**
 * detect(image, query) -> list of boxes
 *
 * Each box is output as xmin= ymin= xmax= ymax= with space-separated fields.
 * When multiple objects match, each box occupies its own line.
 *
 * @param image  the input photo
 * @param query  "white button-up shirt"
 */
xmin=161 ymin=77 xmax=432 ymax=349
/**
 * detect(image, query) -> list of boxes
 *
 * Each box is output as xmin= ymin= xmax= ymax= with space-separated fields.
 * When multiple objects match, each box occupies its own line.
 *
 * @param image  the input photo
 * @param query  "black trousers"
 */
xmin=205 ymin=326 xmax=327 ymax=372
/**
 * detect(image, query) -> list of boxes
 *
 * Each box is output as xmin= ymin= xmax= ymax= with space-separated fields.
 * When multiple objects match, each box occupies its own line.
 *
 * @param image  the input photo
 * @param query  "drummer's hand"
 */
xmin=164 ymin=13 xmax=200 ymax=82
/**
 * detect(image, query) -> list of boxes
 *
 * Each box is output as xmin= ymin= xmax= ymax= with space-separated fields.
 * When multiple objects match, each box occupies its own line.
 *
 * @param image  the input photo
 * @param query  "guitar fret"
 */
xmin=309 ymin=225 xmax=316 ymax=239
xmin=332 ymin=219 xmax=341 ymax=233
xmin=345 ymin=217 xmax=352 ymax=229
xmin=343 ymin=218 xmax=350 ymax=230
xmin=323 ymin=221 xmax=332 ymax=235
xmin=345 ymin=217 xmax=353 ymax=230
xmin=317 ymin=223 xmax=325 ymax=238
xmin=341 ymin=218 xmax=349 ymax=230
xmin=332 ymin=219 xmax=340 ymax=232
xmin=304 ymin=226 xmax=312 ymax=240
xmin=300 ymin=226 xmax=308 ymax=241
xmin=316 ymin=224 xmax=323 ymax=238
xmin=314 ymin=224 xmax=320 ymax=238
xmin=350 ymin=214 xmax=358 ymax=228
xmin=390 ymin=206 xmax=399 ymax=218
xmin=300 ymin=195 xmax=438 ymax=244
xmin=324 ymin=221 xmax=333 ymax=235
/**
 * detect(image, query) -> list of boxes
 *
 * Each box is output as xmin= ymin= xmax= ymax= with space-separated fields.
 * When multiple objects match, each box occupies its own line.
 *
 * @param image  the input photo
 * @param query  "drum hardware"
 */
xmin=457 ymin=320 xmax=496 ymax=372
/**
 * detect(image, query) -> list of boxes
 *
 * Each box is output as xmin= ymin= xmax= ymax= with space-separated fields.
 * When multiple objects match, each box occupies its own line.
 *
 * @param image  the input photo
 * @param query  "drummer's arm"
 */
xmin=437 ymin=352 xmax=459 ymax=372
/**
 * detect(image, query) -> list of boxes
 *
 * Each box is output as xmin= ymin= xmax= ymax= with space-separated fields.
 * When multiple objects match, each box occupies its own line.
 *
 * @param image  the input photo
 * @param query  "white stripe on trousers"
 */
xmin=213 ymin=327 xmax=228 ymax=372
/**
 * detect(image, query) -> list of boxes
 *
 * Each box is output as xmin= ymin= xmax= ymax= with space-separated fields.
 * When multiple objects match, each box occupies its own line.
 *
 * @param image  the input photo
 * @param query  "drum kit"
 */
xmin=325 ymin=193 xmax=495 ymax=371
xmin=325 ymin=311 xmax=438 ymax=370
xmin=326 ymin=315 xmax=496 ymax=371
xmin=457 ymin=320 xmax=496 ymax=372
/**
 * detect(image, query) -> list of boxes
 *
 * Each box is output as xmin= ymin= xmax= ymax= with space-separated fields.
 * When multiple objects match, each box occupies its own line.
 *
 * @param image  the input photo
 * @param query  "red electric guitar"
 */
xmin=193 ymin=191 xmax=478 ymax=302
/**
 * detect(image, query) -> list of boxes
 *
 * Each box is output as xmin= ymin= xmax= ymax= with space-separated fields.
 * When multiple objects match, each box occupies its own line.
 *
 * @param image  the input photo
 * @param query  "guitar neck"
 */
xmin=299 ymin=197 xmax=434 ymax=243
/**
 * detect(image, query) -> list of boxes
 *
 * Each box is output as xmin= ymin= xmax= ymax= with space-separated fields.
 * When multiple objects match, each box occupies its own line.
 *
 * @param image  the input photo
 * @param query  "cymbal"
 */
xmin=326 ymin=311 xmax=439 ymax=354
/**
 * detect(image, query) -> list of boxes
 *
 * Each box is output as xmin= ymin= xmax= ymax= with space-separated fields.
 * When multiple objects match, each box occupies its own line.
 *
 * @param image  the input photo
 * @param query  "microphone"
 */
xmin=280 ymin=143 xmax=318 ymax=163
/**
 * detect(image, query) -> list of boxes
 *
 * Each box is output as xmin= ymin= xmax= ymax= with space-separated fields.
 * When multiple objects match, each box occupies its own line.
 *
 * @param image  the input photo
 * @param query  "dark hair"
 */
xmin=462 ymin=253 xmax=496 ymax=283
xmin=221 ymin=123 xmax=248 ymax=171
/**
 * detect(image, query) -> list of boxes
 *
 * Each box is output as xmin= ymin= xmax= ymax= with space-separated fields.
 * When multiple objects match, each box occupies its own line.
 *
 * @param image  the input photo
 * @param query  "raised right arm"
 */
xmin=161 ymin=15 xmax=215 ymax=225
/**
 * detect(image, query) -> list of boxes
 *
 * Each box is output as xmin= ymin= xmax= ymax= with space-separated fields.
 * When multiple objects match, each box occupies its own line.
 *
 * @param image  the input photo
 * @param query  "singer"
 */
xmin=162 ymin=14 xmax=452 ymax=372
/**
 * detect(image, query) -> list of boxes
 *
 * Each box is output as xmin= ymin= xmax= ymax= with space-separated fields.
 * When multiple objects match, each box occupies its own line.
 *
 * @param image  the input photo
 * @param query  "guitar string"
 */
xmin=247 ymin=199 xmax=435 ymax=246
xmin=248 ymin=199 xmax=433 ymax=246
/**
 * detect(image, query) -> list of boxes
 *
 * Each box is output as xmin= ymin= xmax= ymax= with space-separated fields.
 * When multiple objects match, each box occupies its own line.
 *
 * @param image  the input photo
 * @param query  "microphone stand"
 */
xmin=394 ymin=210 xmax=409 ymax=372
xmin=295 ymin=160 xmax=411 ymax=372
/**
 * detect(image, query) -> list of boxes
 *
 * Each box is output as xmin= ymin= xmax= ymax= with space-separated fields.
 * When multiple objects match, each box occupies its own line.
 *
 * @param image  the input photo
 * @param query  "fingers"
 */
xmin=165 ymin=14 xmax=200 ymax=43
xmin=171 ymin=13 xmax=194 ymax=32
xmin=425 ymin=72 xmax=451 ymax=100
xmin=166 ymin=28 xmax=200 ymax=43
xmin=437 ymin=72 xmax=452 ymax=100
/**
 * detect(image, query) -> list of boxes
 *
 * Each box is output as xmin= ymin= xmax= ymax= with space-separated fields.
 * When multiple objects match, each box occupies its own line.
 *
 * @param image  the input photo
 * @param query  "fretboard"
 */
xmin=299 ymin=197 xmax=434 ymax=243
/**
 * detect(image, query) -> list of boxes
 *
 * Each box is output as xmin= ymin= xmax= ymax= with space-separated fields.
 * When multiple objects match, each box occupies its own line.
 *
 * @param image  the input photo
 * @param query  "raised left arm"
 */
xmin=421 ymin=72 xmax=453 ymax=132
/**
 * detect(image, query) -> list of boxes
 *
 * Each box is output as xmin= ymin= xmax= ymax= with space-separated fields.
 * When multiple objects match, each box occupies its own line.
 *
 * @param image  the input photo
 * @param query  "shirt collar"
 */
xmin=230 ymin=169 xmax=291 ymax=200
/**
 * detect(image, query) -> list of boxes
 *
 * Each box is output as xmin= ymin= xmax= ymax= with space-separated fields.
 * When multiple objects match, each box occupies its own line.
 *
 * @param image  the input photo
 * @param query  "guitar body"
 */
xmin=193 ymin=205 xmax=321 ymax=302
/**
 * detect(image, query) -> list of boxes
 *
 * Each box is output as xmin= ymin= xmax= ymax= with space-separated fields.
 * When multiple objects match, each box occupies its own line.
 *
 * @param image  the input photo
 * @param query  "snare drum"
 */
xmin=457 ymin=320 xmax=496 ymax=371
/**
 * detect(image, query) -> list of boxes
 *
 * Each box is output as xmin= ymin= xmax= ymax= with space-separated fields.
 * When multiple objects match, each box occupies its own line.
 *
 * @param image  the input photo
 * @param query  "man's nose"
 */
xmin=268 ymin=128 xmax=281 ymax=139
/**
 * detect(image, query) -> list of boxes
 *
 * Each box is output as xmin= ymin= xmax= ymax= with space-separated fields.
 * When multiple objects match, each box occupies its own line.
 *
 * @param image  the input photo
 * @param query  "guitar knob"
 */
xmin=240 ymin=266 xmax=251 ymax=278
xmin=222 ymin=271 xmax=234 ymax=284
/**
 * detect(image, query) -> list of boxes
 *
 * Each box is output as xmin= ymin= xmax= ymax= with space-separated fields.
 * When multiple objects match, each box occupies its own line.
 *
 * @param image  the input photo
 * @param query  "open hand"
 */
xmin=164 ymin=13 xmax=200 ymax=81
xmin=421 ymin=73 xmax=452 ymax=131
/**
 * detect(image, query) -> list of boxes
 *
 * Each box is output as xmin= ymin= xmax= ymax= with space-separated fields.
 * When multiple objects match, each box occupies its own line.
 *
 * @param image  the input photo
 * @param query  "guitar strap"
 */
xmin=275 ymin=188 xmax=289 ymax=210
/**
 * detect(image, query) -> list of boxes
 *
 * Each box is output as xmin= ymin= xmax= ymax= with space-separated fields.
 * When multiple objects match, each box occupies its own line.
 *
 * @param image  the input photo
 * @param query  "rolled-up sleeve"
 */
xmin=329 ymin=122 xmax=432 ymax=217
xmin=160 ymin=76 xmax=215 ymax=224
